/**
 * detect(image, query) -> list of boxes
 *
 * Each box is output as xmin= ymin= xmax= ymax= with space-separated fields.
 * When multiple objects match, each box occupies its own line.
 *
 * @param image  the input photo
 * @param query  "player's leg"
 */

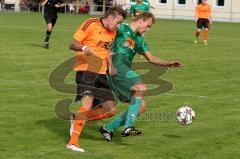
xmin=99 ymin=110 xmax=127 ymax=142
xmin=87 ymin=100 xmax=117 ymax=121
xmin=120 ymin=82 xmax=147 ymax=137
xmin=101 ymin=81 xmax=147 ymax=140
xmin=203 ymin=19 xmax=209 ymax=45
xmin=99 ymin=67 xmax=145 ymax=140
xmin=43 ymin=23 xmax=52 ymax=49
xmin=100 ymin=99 xmax=146 ymax=142
xmin=72 ymin=98 xmax=117 ymax=122
xmin=44 ymin=15 xmax=58 ymax=49
xmin=138 ymin=99 xmax=147 ymax=114
xmin=91 ymin=98 xmax=146 ymax=121
xmin=203 ymin=28 xmax=209 ymax=45
xmin=43 ymin=14 xmax=52 ymax=49
xmin=194 ymin=19 xmax=202 ymax=44
xmin=67 ymin=95 xmax=93 ymax=152
xmin=67 ymin=71 xmax=96 ymax=152
xmin=85 ymin=73 xmax=117 ymax=121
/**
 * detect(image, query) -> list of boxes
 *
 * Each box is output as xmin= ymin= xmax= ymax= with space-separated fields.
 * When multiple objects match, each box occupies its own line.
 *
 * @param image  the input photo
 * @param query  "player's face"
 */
xmin=107 ymin=15 xmax=123 ymax=32
xmin=137 ymin=0 xmax=143 ymax=4
xmin=137 ymin=18 xmax=153 ymax=35
xmin=201 ymin=0 xmax=207 ymax=4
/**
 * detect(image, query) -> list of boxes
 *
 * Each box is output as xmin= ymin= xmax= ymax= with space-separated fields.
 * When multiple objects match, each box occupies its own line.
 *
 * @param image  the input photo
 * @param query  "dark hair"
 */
xmin=103 ymin=6 xmax=127 ymax=19
xmin=134 ymin=12 xmax=155 ymax=24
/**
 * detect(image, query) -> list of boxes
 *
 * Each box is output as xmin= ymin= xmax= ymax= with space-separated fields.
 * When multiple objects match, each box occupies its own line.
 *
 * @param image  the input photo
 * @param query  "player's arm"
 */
xmin=69 ymin=39 xmax=93 ymax=55
xmin=57 ymin=3 xmax=66 ymax=7
xmin=130 ymin=6 xmax=135 ymax=20
xmin=149 ymin=5 xmax=155 ymax=9
xmin=40 ymin=0 xmax=48 ymax=6
xmin=55 ymin=1 xmax=66 ymax=8
xmin=70 ymin=19 xmax=95 ymax=55
xmin=143 ymin=0 xmax=154 ymax=9
xmin=143 ymin=52 xmax=181 ymax=67
xmin=146 ymin=4 xmax=150 ymax=11
xmin=195 ymin=6 xmax=199 ymax=22
xmin=108 ymin=52 xmax=117 ymax=75
xmin=208 ymin=6 xmax=212 ymax=24
xmin=130 ymin=13 xmax=135 ymax=20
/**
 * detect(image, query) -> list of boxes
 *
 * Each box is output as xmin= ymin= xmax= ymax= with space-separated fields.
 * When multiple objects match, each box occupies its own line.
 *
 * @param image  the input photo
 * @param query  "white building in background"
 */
xmin=1 ymin=0 xmax=239 ymax=22
xmin=1 ymin=0 xmax=20 ymax=11
xmin=116 ymin=0 xmax=240 ymax=22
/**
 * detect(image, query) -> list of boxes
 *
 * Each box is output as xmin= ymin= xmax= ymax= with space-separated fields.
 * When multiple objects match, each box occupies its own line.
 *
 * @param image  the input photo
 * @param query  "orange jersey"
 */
xmin=73 ymin=18 xmax=116 ymax=74
xmin=196 ymin=4 xmax=212 ymax=19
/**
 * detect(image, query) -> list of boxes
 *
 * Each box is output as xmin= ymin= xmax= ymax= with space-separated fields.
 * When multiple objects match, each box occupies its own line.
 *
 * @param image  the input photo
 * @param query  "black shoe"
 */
xmin=121 ymin=126 xmax=142 ymax=137
xmin=44 ymin=41 xmax=49 ymax=49
xmin=99 ymin=126 xmax=113 ymax=142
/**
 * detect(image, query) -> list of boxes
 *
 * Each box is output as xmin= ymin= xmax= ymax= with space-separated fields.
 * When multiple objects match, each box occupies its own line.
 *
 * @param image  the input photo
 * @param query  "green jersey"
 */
xmin=130 ymin=2 xmax=149 ymax=17
xmin=113 ymin=23 xmax=149 ymax=64
xmin=143 ymin=0 xmax=150 ymax=5
xmin=108 ymin=23 xmax=149 ymax=102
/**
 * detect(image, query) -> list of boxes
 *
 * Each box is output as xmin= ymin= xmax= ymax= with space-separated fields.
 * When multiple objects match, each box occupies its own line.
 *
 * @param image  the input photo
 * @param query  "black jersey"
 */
xmin=44 ymin=0 xmax=63 ymax=15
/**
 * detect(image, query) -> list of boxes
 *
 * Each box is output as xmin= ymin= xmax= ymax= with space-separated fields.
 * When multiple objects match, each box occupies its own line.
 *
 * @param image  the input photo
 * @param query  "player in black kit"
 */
xmin=41 ymin=0 xmax=66 ymax=49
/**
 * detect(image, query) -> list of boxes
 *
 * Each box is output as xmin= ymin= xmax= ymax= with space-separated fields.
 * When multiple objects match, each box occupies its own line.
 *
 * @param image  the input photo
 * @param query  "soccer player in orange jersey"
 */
xmin=194 ymin=0 xmax=212 ymax=45
xmin=66 ymin=7 xmax=126 ymax=152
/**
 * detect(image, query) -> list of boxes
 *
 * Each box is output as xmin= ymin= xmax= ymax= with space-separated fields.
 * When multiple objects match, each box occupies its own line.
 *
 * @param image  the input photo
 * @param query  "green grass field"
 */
xmin=0 ymin=12 xmax=240 ymax=159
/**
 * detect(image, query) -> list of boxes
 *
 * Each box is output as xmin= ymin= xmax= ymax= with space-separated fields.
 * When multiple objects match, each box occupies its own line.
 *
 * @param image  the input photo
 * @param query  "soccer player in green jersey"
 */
xmin=99 ymin=12 xmax=181 ymax=142
xmin=143 ymin=0 xmax=149 ymax=5
xmin=143 ymin=0 xmax=155 ymax=9
xmin=130 ymin=0 xmax=149 ymax=19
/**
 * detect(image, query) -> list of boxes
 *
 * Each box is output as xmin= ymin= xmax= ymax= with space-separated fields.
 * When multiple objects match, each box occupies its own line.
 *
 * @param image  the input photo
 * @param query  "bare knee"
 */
xmin=133 ymin=83 xmax=147 ymax=97
xmin=81 ymin=96 xmax=94 ymax=110
xmin=102 ymin=101 xmax=117 ymax=114
xmin=47 ymin=24 xmax=53 ymax=31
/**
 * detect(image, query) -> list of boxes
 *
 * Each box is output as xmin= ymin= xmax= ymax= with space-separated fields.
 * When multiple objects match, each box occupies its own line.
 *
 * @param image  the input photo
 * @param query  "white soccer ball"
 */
xmin=176 ymin=106 xmax=195 ymax=125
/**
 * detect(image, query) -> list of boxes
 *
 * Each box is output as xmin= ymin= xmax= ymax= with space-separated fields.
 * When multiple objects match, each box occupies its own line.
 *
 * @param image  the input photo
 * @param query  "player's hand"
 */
xmin=54 ymin=4 xmax=61 ymax=8
xmin=54 ymin=4 xmax=59 ymax=8
xmin=150 ymin=6 xmax=155 ymax=9
xmin=109 ymin=52 xmax=115 ymax=58
xmin=82 ymin=46 xmax=94 ymax=56
xmin=167 ymin=61 xmax=182 ymax=67
xmin=209 ymin=20 xmax=212 ymax=25
xmin=108 ymin=65 xmax=117 ymax=75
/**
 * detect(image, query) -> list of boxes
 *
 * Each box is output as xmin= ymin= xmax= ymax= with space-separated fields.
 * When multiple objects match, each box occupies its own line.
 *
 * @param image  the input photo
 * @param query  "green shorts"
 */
xmin=107 ymin=55 xmax=141 ymax=103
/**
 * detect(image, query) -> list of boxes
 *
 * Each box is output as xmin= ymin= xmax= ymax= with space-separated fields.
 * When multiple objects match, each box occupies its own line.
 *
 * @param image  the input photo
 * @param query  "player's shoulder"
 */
xmin=197 ymin=4 xmax=202 ymax=7
xmin=132 ymin=3 xmax=138 ymax=7
xmin=121 ymin=23 xmax=130 ymax=27
xmin=119 ymin=23 xmax=130 ymax=30
xmin=207 ymin=4 xmax=212 ymax=8
xmin=136 ymin=33 xmax=145 ymax=40
xmin=143 ymin=2 xmax=149 ymax=7
xmin=143 ymin=2 xmax=149 ymax=5
xmin=83 ymin=18 xmax=100 ymax=24
xmin=81 ymin=18 xmax=100 ymax=30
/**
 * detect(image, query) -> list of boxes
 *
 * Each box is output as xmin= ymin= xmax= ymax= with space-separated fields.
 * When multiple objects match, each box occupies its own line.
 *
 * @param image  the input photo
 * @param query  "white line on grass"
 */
xmin=1 ymin=79 xmax=240 ymax=101
xmin=0 ymin=25 xmax=72 ymax=32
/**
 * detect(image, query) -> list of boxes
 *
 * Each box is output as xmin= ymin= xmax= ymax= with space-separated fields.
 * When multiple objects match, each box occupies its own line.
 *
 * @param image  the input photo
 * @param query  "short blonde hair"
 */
xmin=134 ymin=12 xmax=155 ymax=24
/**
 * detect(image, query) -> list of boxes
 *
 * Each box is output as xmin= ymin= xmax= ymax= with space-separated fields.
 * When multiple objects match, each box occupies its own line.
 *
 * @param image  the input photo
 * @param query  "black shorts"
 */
xmin=44 ymin=13 xmax=58 ymax=26
xmin=197 ymin=18 xmax=209 ymax=29
xmin=75 ymin=71 xmax=114 ymax=107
